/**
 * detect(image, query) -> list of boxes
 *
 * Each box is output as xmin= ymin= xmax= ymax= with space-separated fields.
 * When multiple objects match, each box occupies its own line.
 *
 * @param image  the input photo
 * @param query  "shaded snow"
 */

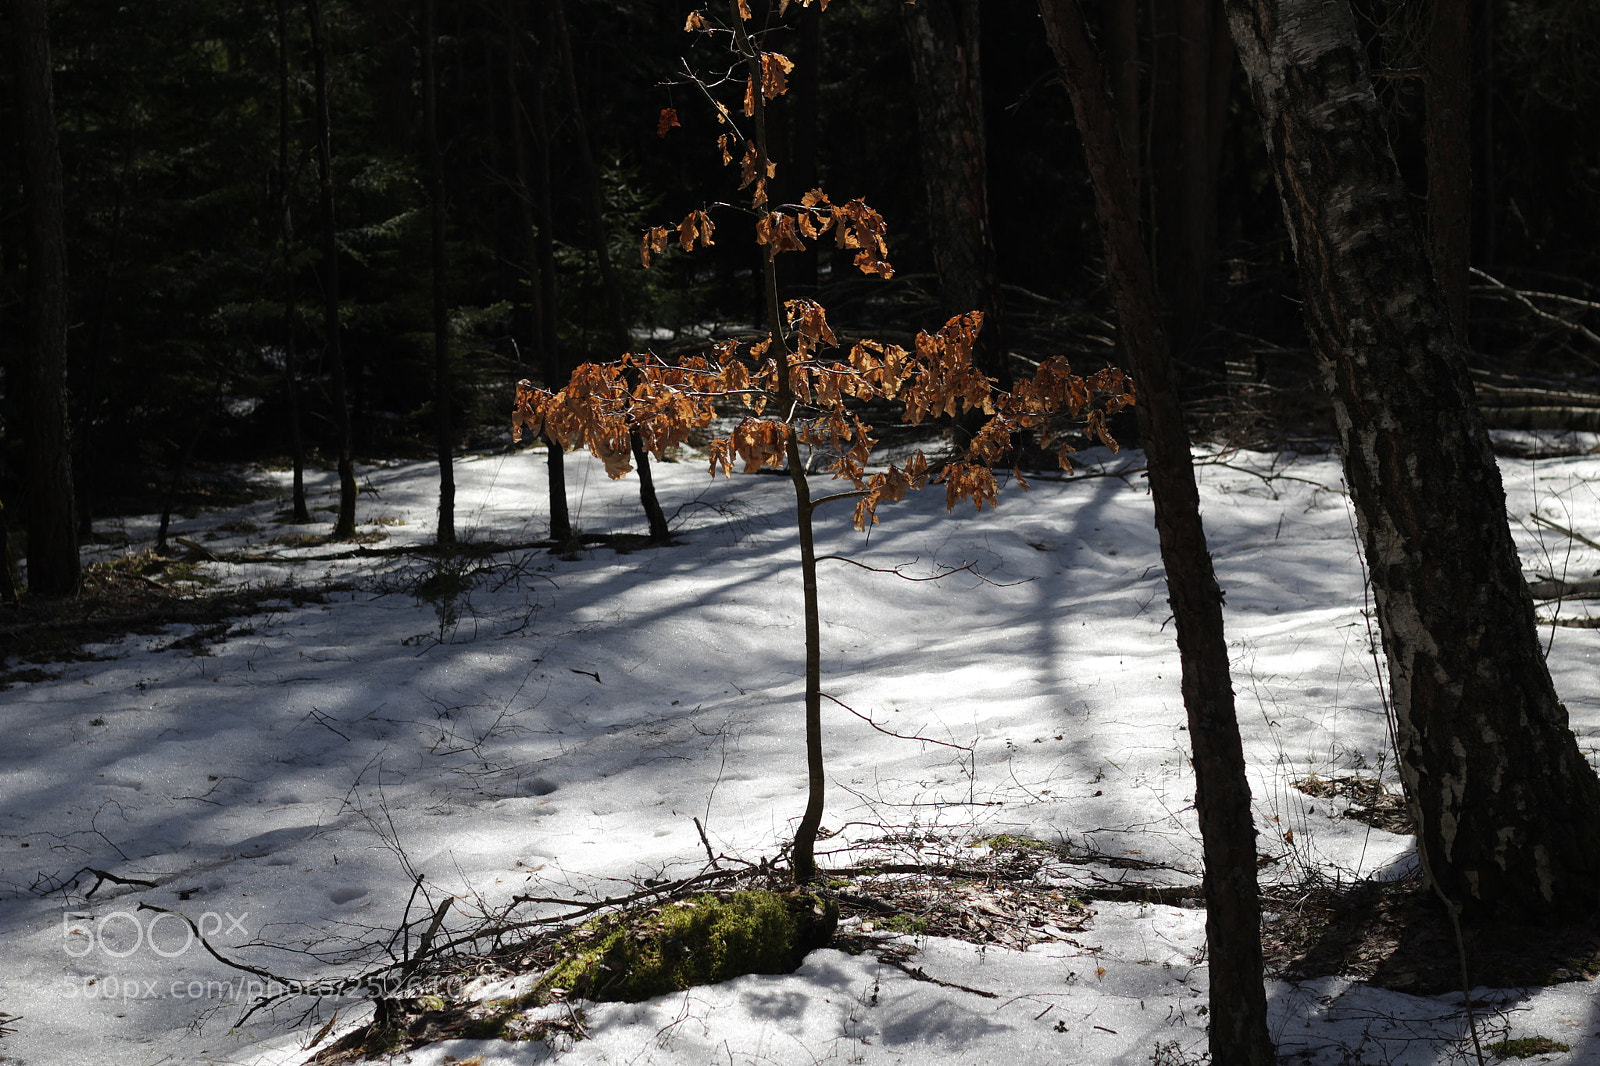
xmin=2 ymin=438 xmax=1598 ymax=1065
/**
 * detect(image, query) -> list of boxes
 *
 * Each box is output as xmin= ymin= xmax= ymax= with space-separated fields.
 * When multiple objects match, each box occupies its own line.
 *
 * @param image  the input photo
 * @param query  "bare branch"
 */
xmin=1471 ymin=267 xmax=1600 ymax=354
xmin=820 ymin=691 xmax=973 ymax=751
xmin=814 ymin=554 xmax=1032 ymax=588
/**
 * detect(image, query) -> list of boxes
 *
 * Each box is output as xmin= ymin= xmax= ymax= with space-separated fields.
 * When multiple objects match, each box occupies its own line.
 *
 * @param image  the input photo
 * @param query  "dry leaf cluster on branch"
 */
xmin=514 ymin=301 xmax=1133 ymax=532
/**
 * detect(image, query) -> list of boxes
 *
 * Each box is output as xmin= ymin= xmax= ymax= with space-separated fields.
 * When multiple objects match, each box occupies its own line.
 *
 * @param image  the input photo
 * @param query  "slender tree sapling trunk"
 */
xmin=519 ymin=2 xmax=1131 ymax=893
xmin=1037 ymin=2 xmax=1275 ymax=1061
xmin=724 ymin=4 xmax=828 ymax=882
xmin=1222 ymin=0 xmax=1600 ymax=921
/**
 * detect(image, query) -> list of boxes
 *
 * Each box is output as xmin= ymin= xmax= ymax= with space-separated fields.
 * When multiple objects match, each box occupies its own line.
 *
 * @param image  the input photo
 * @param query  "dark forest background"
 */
xmin=3 ymin=0 xmax=1597 ymax=537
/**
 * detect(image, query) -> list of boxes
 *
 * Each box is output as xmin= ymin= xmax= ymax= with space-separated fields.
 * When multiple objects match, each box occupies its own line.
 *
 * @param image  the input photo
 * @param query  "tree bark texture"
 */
xmin=421 ymin=0 xmax=456 ymax=547
xmin=307 ymin=0 xmax=359 ymax=540
xmin=900 ymin=0 xmax=1009 ymax=388
xmin=12 ymin=0 xmax=81 ymax=597
xmin=1037 ymin=3 xmax=1274 ymax=1061
xmin=1223 ymin=0 xmax=1600 ymax=921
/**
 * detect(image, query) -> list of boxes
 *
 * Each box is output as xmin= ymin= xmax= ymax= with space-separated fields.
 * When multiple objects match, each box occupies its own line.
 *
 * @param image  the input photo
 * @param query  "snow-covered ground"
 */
xmin=3 ymin=434 xmax=1599 ymax=1065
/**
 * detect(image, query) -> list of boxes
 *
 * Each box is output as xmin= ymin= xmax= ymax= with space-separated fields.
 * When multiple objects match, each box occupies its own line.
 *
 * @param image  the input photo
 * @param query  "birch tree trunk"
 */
xmin=1223 ymin=0 xmax=1600 ymax=920
xmin=1037 ymin=4 xmax=1274 ymax=1061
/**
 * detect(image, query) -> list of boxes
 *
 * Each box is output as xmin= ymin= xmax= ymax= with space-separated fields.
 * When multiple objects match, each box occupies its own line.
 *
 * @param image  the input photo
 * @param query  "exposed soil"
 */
xmin=1263 ymin=876 xmax=1600 ymax=995
xmin=1292 ymin=773 xmax=1413 ymax=835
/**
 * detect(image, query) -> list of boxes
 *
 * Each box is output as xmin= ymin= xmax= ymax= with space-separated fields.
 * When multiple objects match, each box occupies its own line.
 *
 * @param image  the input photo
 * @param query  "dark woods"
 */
xmin=1 ymin=0 xmax=1597 ymax=564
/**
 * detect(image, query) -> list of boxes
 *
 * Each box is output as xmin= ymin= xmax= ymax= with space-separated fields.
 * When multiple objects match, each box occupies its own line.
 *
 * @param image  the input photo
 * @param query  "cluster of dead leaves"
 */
xmin=514 ymin=301 xmax=1135 ymax=531
xmin=643 ymin=190 xmax=890 ymax=278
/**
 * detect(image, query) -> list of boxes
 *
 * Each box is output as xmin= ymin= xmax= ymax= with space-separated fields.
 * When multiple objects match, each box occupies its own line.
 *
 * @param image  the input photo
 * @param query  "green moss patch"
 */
xmin=538 ymin=890 xmax=838 ymax=1003
xmin=1487 ymin=1036 xmax=1571 ymax=1059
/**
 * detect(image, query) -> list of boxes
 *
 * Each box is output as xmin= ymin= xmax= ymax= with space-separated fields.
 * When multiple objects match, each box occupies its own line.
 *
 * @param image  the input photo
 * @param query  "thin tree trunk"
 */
xmin=550 ymin=0 xmax=671 ymax=542
xmin=1223 ymin=0 xmax=1600 ymax=921
xmin=306 ymin=0 xmax=358 ymax=540
xmin=421 ymin=0 xmax=455 ymax=547
xmin=726 ymin=2 xmax=824 ymax=882
xmin=508 ymin=0 xmax=572 ymax=545
xmin=1038 ymin=3 xmax=1274 ymax=1061
xmin=0 ymin=499 xmax=20 ymax=604
xmin=76 ymin=111 xmax=134 ymax=538
xmin=278 ymin=0 xmax=312 ymax=524
xmin=1424 ymin=0 xmax=1471 ymax=341
xmin=12 ymin=0 xmax=80 ymax=597
xmin=900 ymin=0 xmax=1009 ymax=388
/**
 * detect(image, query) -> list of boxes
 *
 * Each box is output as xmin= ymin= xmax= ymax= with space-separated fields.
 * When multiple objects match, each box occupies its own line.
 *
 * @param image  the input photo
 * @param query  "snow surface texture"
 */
xmin=3 ymin=436 xmax=1599 ymax=1065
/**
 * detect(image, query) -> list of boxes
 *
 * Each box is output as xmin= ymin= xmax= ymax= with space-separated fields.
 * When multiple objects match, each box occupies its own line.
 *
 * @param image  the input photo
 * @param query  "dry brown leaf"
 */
xmin=760 ymin=52 xmax=795 ymax=100
xmin=640 ymin=225 xmax=669 ymax=268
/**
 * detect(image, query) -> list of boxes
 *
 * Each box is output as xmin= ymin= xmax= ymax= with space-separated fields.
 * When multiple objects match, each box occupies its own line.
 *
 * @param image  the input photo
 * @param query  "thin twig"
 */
xmin=814 ymin=555 xmax=1031 ymax=588
xmin=1471 ymin=267 xmax=1600 ymax=354
xmin=820 ymin=692 xmax=973 ymax=751
xmin=693 ymin=817 xmax=720 ymax=869
xmin=1528 ymin=511 xmax=1600 ymax=553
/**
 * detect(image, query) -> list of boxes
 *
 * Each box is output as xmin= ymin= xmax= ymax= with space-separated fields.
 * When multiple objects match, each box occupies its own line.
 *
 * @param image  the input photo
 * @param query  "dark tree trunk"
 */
xmin=1147 ymin=0 xmax=1233 ymax=363
xmin=306 ymin=0 xmax=358 ymax=540
xmin=900 ymin=0 xmax=1009 ymax=388
xmin=1423 ymin=0 xmax=1471 ymax=341
xmin=508 ymin=0 xmax=571 ymax=545
xmin=1472 ymin=0 xmax=1495 ymax=269
xmin=12 ymin=0 xmax=80 ymax=597
xmin=1223 ymin=0 xmax=1600 ymax=921
xmin=1038 ymin=3 xmax=1275 ymax=1062
xmin=421 ymin=0 xmax=455 ymax=547
xmin=76 ymin=112 xmax=134 ymax=538
xmin=0 ymin=499 xmax=20 ymax=604
xmin=277 ymin=0 xmax=312 ymax=525
xmin=1105 ymin=0 xmax=1141 ymax=179
xmin=550 ymin=0 xmax=671 ymax=543
xmin=372 ymin=0 xmax=414 ymax=153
